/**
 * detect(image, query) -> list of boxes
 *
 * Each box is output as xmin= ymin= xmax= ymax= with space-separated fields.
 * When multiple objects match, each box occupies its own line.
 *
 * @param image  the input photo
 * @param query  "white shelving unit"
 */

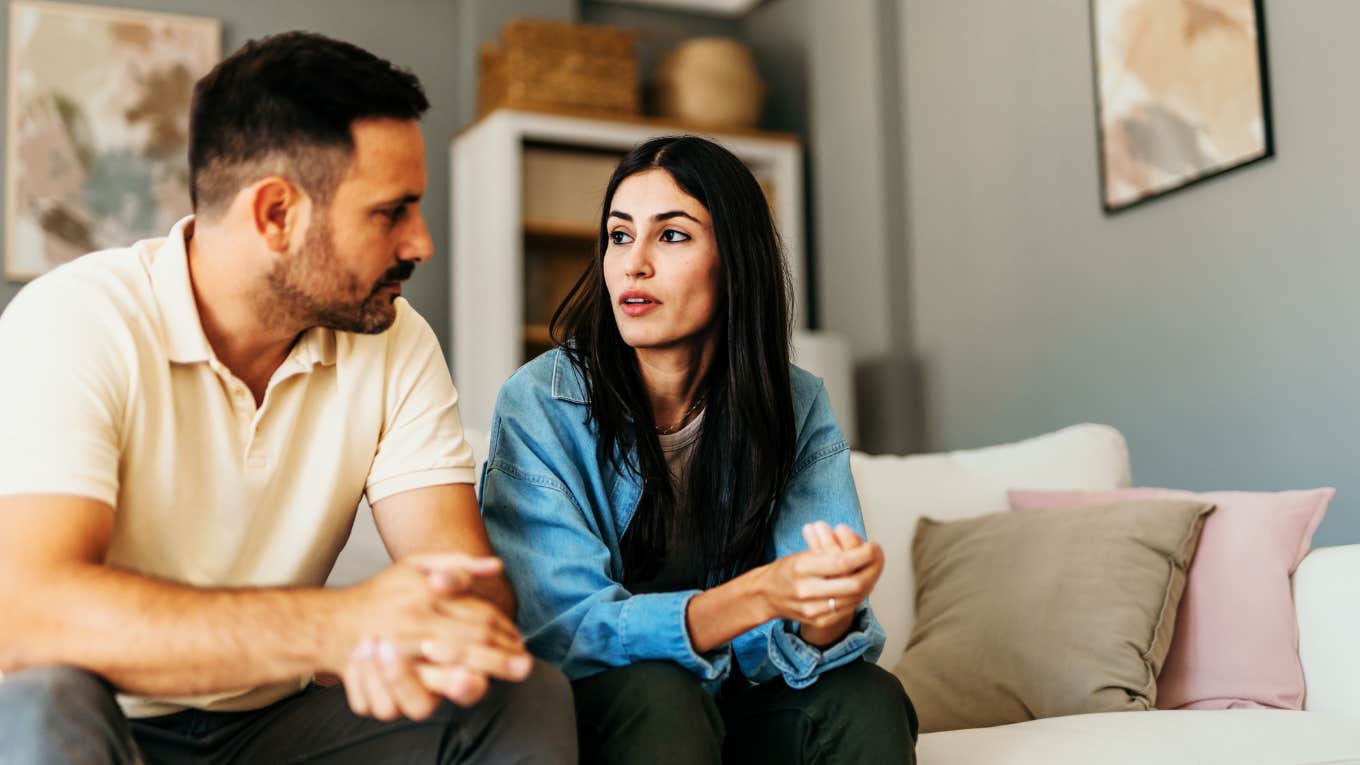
xmin=450 ymin=108 xmax=805 ymax=431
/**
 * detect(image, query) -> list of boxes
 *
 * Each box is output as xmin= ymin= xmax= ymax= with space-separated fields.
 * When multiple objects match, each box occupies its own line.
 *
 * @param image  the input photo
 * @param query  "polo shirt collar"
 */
xmin=151 ymin=217 xmax=212 ymax=365
xmin=151 ymin=216 xmax=337 ymax=370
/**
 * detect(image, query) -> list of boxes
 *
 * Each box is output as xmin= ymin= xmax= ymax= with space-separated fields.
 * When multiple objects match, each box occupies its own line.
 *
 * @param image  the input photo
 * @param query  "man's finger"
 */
xmin=408 ymin=553 xmax=504 ymax=578
xmin=459 ymin=643 xmax=534 ymax=682
xmin=377 ymin=639 xmax=440 ymax=721
xmin=416 ymin=663 xmax=491 ymax=707
xmin=354 ymin=638 xmax=398 ymax=721
xmin=433 ymin=599 xmax=523 ymax=648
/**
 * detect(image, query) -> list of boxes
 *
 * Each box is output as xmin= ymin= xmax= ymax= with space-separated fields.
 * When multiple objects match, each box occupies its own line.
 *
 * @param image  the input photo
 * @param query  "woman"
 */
xmin=480 ymin=136 xmax=917 ymax=763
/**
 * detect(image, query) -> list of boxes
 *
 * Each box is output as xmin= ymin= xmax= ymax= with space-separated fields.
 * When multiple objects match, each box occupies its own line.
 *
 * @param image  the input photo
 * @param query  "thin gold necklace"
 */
xmin=655 ymin=398 xmax=704 ymax=436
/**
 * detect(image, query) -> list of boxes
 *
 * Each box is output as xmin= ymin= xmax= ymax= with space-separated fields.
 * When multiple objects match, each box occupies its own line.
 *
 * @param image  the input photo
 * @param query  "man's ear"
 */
xmin=250 ymin=176 xmax=309 ymax=253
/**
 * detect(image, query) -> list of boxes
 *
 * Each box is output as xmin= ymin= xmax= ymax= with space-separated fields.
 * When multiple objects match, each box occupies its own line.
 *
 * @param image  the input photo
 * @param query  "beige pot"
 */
xmin=655 ymin=37 xmax=765 ymax=130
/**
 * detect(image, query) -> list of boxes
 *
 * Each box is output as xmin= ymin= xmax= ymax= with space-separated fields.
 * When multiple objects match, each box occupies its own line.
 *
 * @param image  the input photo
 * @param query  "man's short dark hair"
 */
xmin=188 ymin=31 xmax=429 ymax=218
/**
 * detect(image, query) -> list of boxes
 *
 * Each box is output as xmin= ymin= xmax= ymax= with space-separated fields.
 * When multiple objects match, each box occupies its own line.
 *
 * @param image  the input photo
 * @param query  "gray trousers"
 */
xmin=0 ymin=662 xmax=576 ymax=764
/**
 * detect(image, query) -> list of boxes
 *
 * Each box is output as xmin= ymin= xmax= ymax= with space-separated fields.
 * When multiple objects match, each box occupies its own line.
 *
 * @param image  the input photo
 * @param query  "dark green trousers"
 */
xmin=571 ymin=660 xmax=917 ymax=764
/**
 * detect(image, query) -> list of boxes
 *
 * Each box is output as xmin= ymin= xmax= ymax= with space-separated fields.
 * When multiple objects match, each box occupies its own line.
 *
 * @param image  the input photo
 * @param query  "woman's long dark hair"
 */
xmin=549 ymin=135 xmax=796 ymax=585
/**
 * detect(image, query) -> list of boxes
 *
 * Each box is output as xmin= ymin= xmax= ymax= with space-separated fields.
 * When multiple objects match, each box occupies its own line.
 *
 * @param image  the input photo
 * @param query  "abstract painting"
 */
xmin=1091 ymin=0 xmax=1273 ymax=213
xmin=5 ymin=1 xmax=219 ymax=279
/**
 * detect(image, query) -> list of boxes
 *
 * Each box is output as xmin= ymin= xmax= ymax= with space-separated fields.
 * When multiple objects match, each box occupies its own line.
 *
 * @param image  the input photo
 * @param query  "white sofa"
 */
xmin=331 ymin=424 xmax=1360 ymax=763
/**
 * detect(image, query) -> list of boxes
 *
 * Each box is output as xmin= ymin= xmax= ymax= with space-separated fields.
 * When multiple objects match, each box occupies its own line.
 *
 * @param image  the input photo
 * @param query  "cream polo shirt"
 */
xmin=0 ymin=217 xmax=476 ymax=717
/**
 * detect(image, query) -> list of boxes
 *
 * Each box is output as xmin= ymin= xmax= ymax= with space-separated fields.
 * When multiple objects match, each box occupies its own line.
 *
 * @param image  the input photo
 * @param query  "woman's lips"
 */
xmin=618 ymin=290 xmax=659 ymax=317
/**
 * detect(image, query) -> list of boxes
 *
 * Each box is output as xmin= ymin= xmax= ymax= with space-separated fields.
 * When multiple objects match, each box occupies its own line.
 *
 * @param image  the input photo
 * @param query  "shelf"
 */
xmin=523 ymin=324 xmax=553 ymax=345
xmin=524 ymin=220 xmax=598 ymax=240
xmin=459 ymin=106 xmax=802 ymax=145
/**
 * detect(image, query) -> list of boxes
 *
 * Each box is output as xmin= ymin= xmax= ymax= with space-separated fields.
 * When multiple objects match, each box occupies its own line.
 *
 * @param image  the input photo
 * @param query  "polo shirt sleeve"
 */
xmin=0 ymin=276 xmax=126 ymax=507
xmin=365 ymin=300 xmax=476 ymax=503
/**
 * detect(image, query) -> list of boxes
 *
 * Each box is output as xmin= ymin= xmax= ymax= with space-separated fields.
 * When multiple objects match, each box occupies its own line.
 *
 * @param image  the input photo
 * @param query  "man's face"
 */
xmin=268 ymin=118 xmax=432 ymax=334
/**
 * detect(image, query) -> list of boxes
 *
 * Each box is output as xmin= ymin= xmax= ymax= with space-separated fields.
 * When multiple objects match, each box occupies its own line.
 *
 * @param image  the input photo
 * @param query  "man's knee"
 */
xmin=0 ymin=666 xmax=133 ymax=765
xmin=0 ymin=665 xmax=118 ymax=719
xmin=448 ymin=659 xmax=576 ymax=763
xmin=492 ymin=658 xmax=574 ymax=727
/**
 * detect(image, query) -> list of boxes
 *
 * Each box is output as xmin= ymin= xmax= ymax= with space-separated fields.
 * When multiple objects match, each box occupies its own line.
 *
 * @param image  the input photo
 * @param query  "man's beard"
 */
xmin=262 ymin=218 xmax=414 ymax=335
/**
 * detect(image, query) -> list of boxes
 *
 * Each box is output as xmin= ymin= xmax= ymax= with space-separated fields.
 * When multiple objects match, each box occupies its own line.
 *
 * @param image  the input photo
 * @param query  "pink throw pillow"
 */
xmin=1007 ymin=487 xmax=1332 ymax=710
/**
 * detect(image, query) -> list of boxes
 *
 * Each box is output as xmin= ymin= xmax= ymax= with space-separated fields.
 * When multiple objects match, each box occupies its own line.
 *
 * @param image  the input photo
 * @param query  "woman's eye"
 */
xmin=660 ymin=229 xmax=691 ymax=243
xmin=610 ymin=230 xmax=634 ymax=245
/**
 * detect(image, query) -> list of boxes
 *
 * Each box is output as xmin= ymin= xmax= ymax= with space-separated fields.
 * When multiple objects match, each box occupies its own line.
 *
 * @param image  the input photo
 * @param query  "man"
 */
xmin=0 ymin=32 xmax=575 ymax=764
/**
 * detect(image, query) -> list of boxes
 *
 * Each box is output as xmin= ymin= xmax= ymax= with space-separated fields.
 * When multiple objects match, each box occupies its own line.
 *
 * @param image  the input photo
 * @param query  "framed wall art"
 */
xmin=5 ymin=0 xmax=219 ymax=279
xmin=1091 ymin=0 xmax=1273 ymax=213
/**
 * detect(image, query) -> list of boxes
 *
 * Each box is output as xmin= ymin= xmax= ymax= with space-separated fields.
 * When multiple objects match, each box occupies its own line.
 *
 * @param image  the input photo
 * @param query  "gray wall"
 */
xmin=897 ymin=0 xmax=1359 ymax=545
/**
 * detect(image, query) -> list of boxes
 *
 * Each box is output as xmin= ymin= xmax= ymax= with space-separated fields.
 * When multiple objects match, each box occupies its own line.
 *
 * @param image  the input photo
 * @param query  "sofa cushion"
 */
xmin=900 ymin=500 xmax=1212 ymax=732
xmin=1010 ymin=488 xmax=1331 ymax=711
xmin=917 ymin=709 xmax=1360 ymax=765
xmin=852 ymin=423 xmax=1131 ymax=669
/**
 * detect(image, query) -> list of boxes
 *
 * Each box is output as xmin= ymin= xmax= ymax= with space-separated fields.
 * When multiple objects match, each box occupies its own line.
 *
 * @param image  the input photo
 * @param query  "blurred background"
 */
xmin=2 ymin=0 xmax=1357 ymax=546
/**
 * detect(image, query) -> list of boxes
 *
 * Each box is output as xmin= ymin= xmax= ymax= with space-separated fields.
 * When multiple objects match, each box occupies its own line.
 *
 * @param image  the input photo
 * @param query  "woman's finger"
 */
xmin=832 ymin=524 xmax=863 ymax=549
xmin=814 ymin=521 xmax=843 ymax=551
xmin=802 ymin=523 xmax=822 ymax=551
xmin=792 ymin=574 xmax=868 ymax=600
xmin=793 ymin=544 xmax=875 ymax=577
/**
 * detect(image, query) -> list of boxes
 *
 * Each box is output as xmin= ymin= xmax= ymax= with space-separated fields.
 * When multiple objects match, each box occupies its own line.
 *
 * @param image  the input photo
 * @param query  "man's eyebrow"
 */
xmin=373 ymin=193 xmax=422 ymax=208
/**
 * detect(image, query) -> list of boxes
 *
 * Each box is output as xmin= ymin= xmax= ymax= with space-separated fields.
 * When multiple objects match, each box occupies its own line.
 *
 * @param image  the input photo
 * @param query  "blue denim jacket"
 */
xmin=479 ymin=349 xmax=885 ymax=691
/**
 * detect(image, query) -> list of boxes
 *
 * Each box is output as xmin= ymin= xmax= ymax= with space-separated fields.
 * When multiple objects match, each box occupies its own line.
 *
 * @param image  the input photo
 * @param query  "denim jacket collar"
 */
xmin=550 ymin=350 xmax=590 ymax=405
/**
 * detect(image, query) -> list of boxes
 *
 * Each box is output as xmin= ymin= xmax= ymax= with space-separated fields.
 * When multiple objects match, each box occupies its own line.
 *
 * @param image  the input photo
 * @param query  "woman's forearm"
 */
xmin=684 ymin=568 xmax=775 ymax=653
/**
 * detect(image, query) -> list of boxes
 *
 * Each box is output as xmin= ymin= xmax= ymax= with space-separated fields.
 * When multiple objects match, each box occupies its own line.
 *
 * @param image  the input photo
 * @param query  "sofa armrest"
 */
xmin=1295 ymin=544 xmax=1360 ymax=715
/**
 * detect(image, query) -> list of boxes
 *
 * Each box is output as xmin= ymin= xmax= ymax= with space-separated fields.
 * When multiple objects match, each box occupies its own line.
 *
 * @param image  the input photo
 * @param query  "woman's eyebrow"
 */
xmin=653 ymin=210 xmax=701 ymax=224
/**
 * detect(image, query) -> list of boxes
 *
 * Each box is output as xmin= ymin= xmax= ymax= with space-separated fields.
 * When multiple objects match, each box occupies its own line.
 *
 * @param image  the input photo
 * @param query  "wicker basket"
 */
xmin=478 ymin=18 xmax=640 ymax=119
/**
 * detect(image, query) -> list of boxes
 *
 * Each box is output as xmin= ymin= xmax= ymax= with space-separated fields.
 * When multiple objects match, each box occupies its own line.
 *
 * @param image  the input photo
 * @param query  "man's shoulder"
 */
xmin=1 ymin=244 xmax=158 ymax=338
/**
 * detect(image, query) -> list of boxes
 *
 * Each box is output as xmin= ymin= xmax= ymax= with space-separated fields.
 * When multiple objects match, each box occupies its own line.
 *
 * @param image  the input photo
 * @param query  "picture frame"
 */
xmin=1090 ymin=0 xmax=1274 ymax=214
xmin=5 ymin=0 xmax=219 ymax=280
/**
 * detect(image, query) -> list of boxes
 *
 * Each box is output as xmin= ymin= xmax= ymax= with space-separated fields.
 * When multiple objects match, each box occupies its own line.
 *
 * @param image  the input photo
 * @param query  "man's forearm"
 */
xmin=0 ymin=562 xmax=351 ymax=696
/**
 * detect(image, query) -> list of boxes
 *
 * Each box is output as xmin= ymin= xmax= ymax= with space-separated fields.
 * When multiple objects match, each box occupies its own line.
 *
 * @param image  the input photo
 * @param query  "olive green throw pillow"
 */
xmin=897 ymin=500 xmax=1213 ymax=733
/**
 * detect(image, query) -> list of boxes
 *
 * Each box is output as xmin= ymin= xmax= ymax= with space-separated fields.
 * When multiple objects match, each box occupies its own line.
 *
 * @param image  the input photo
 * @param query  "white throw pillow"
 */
xmin=853 ymin=424 xmax=1131 ymax=669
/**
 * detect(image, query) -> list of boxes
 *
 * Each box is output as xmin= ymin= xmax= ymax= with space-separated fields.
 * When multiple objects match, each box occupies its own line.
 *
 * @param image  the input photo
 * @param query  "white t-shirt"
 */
xmin=0 ymin=217 xmax=475 ymax=716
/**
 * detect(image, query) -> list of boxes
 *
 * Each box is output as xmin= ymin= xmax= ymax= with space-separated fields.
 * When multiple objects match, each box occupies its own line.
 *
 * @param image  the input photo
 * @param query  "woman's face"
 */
xmin=604 ymin=169 xmax=721 ymax=353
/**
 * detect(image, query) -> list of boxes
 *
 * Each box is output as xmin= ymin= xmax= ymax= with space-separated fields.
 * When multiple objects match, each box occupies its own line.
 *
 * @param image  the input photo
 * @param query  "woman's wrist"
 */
xmin=741 ymin=564 xmax=779 ymax=625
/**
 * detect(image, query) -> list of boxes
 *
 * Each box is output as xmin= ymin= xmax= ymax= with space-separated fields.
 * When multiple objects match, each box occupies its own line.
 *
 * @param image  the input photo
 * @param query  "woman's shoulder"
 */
xmin=495 ymin=348 xmax=591 ymax=417
xmin=788 ymin=363 xmax=829 ymax=414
